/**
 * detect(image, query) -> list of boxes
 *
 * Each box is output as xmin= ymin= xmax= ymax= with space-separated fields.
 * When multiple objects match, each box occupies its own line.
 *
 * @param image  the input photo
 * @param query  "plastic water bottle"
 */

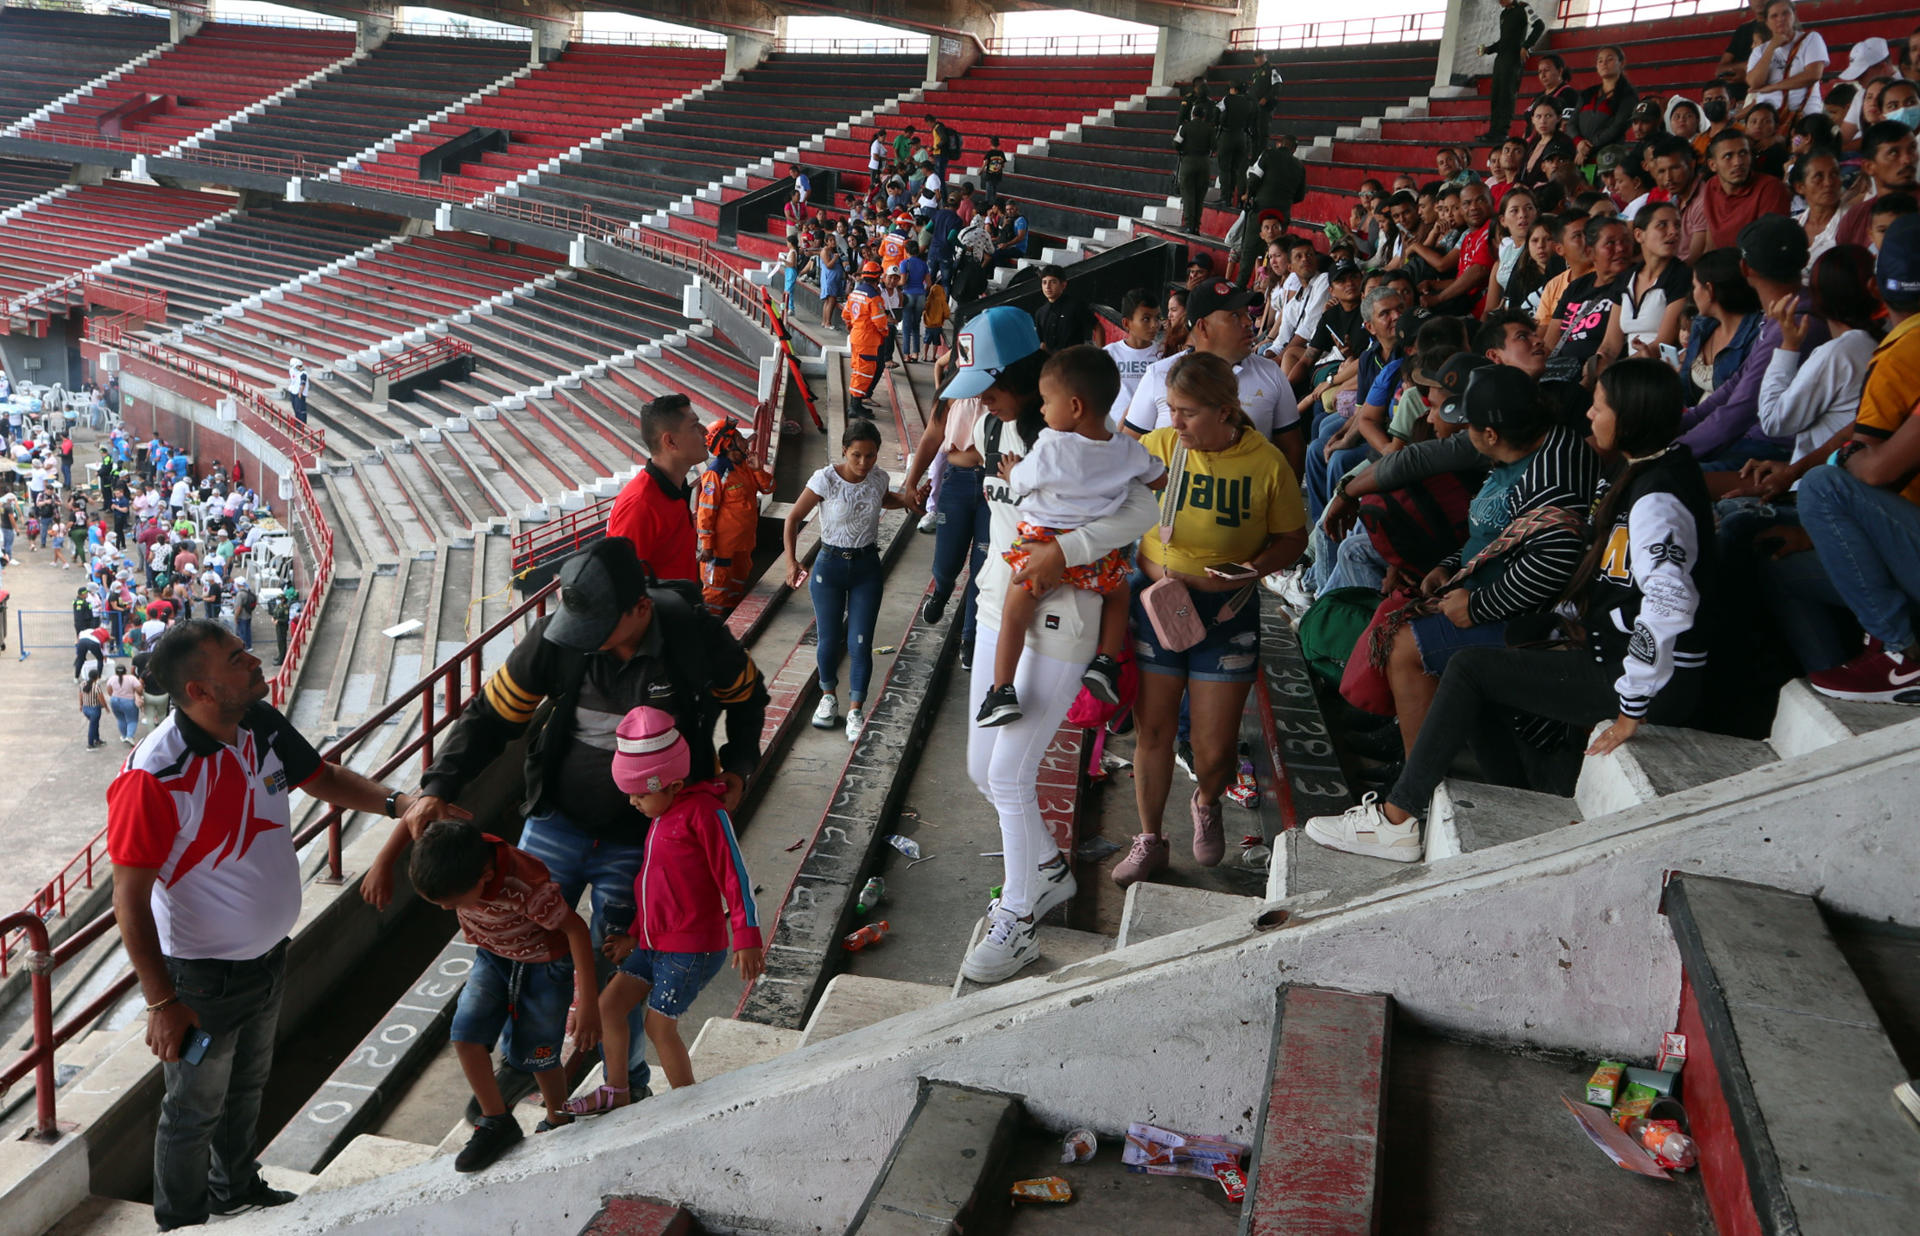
xmin=885 ymin=834 xmax=922 ymax=860
xmin=844 ymin=921 xmax=890 ymax=951
xmin=856 ymin=877 xmax=886 ymax=915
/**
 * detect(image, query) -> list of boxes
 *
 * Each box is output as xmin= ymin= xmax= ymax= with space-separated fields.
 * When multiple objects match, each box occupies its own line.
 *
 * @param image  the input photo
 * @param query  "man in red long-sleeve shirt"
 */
xmin=606 ymin=393 xmax=708 ymax=582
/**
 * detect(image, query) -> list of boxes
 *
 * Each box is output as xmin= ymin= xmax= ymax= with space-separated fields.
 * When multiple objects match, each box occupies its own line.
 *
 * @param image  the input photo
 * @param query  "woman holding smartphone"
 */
xmin=1114 ymin=351 xmax=1308 ymax=888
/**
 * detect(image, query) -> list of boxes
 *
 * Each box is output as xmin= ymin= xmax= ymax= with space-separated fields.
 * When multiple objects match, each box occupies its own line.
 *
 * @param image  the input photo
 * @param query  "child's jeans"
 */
xmin=616 ymin=948 xmax=728 ymax=1019
xmin=450 ymin=949 xmax=574 ymax=1073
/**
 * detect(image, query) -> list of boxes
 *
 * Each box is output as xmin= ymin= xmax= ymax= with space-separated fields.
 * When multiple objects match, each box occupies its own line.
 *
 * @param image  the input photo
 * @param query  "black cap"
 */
xmin=1186 ymin=252 xmax=1214 ymax=272
xmin=1460 ymin=365 xmax=1545 ymax=430
xmin=1187 ymin=277 xmax=1255 ymax=320
xmin=1594 ymin=144 xmax=1630 ymax=173
xmin=1329 ymin=259 xmax=1362 ymax=282
xmin=545 ymin=539 xmax=650 ymax=651
xmin=1434 ymin=354 xmax=1493 ymax=423
xmin=1738 ymin=214 xmax=1810 ymax=281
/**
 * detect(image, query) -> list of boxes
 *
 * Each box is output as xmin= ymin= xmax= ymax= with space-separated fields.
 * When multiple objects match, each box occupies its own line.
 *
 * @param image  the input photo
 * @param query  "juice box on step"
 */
xmin=1657 ymin=1032 xmax=1687 ymax=1073
xmin=1585 ymin=1060 xmax=1626 ymax=1107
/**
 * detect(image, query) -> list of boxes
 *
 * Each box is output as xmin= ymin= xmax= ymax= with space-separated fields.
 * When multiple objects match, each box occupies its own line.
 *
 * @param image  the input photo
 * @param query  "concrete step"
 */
xmin=1767 ymin=677 xmax=1917 ymax=760
xmin=1426 ymin=779 xmax=1579 ymax=862
xmin=1244 ymin=986 xmax=1391 ymax=1234
xmin=846 ymin=1080 xmax=1024 ymax=1235
xmin=45 ymin=1196 xmax=157 ymax=1236
xmin=579 ymin=1196 xmax=706 ymax=1235
xmin=687 ymin=1017 xmax=803 ymax=1080
xmin=1269 ymin=821 xmax=1430 ymax=908
xmin=798 ymin=975 xmax=947 ymax=1048
xmin=1114 ymin=882 xmax=1260 ymax=950
xmin=309 ymin=1133 xmax=439 ymax=1194
xmin=952 ymin=917 xmax=1113 ymax=999
xmin=1575 ymin=726 xmax=1777 ymax=820
xmin=1662 ymin=875 xmax=1920 ymax=1233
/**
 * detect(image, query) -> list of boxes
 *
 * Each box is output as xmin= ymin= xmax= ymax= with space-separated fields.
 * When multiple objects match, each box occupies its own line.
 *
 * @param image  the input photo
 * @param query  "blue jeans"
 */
xmin=1324 ymin=527 xmax=1392 ymax=593
xmin=810 ymin=544 xmax=884 ymax=700
xmin=153 ymin=941 xmax=286 ymax=1230
xmin=1797 ymin=464 xmax=1920 ymax=654
xmin=110 ymin=695 xmax=138 ymax=741
xmin=901 ymin=292 xmax=926 ymax=355
xmin=930 ymin=463 xmax=990 ymax=649
xmin=82 ymin=704 xmax=101 ymax=747
xmin=236 ymin=615 xmax=252 ymax=650
xmin=1698 ymin=437 xmax=1792 ymax=473
xmin=516 ymin=809 xmax=650 ymax=1085
xmin=450 ymin=950 xmax=574 ymax=1073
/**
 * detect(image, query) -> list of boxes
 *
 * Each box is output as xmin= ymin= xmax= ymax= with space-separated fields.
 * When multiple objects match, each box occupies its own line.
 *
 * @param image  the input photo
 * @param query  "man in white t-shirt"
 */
xmin=1103 ymin=288 xmax=1164 ymax=407
xmin=1117 ymin=279 xmax=1304 ymax=478
xmin=108 ymin=621 xmax=417 ymax=1229
xmin=1744 ymin=0 xmax=1827 ymax=116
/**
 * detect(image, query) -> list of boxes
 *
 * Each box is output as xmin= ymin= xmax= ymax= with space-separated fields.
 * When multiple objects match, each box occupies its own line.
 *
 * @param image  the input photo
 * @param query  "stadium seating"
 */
xmin=0 ymin=156 xmax=71 ymax=212
xmin=22 ymin=22 xmax=353 ymax=149
xmin=0 ymin=181 xmax=233 ymax=302
xmin=508 ymin=52 xmax=925 ymax=224
xmin=178 ymin=33 xmax=529 ymax=173
xmin=340 ymin=44 xmax=725 ymax=200
xmin=0 ymin=7 xmax=168 ymax=128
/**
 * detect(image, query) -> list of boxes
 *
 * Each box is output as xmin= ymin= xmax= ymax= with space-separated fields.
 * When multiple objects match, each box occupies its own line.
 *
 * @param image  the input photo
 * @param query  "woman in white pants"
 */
xmin=941 ymin=308 xmax=1158 ymax=984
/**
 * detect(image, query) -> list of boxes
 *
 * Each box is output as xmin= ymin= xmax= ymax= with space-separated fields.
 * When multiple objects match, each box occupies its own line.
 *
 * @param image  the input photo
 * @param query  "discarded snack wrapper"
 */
xmin=875 ymin=644 xmax=897 ymax=654
xmin=1121 ymin=1122 xmax=1248 ymax=1180
xmin=1657 ymin=1032 xmax=1687 ymax=1073
xmin=1611 ymin=1082 xmax=1659 ymax=1126
xmin=1225 ymin=756 xmax=1259 ymax=807
xmin=1214 ymin=1162 xmax=1247 ymax=1202
xmin=1010 ymin=1177 xmax=1073 ymax=1203
xmin=1060 ymin=1128 xmax=1097 ymax=1164
xmin=1586 ymin=1060 xmax=1625 ymax=1107
xmin=1101 ymin=751 xmax=1132 ymax=772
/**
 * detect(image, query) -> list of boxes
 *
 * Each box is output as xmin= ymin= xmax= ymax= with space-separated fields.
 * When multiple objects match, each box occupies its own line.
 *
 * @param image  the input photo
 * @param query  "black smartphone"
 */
xmin=181 ymin=1026 xmax=212 ymax=1066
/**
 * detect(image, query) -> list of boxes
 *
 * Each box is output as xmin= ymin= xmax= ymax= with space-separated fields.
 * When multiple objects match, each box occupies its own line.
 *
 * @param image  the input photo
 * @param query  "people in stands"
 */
xmin=783 ymin=419 xmax=914 ymax=742
xmin=1307 ymin=360 xmax=1711 ymax=861
xmin=112 ymin=620 xmax=412 ymax=1227
xmin=990 ymin=200 xmax=1030 ymax=269
xmin=1542 ymin=213 xmax=1633 ymax=383
xmin=1480 ymin=0 xmax=1547 ymax=142
xmin=402 ymin=818 xmax=601 ymax=1169
xmin=1306 ymin=285 xmax=1406 ymax=518
xmin=1032 ymin=264 xmax=1099 ymax=353
xmin=978 ymin=346 xmax=1160 ymax=728
xmin=1716 ymin=0 xmax=1772 ymax=81
xmin=981 ymin=136 xmax=1006 ymax=205
xmin=1609 ymin=200 xmax=1691 ymax=355
xmin=694 ymin=419 xmax=773 ymax=617
xmin=1573 ymin=45 xmax=1639 ymax=165
xmin=1534 ymin=54 xmax=1580 ymax=131
xmin=942 ymin=310 xmax=1156 ymax=981
xmin=1162 ymin=284 xmax=1192 ymax=356
xmin=285 ymin=358 xmax=308 ymax=425
xmin=1175 ymin=102 xmax=1218 ymax=235
xmin=382 ymin=539 xmax=767 ymax=1118
xmin=565 ymin=706 xmax=762 ymax=1116
xmin=1521 ymin=101 xmax=1576 ymax=186
xmin=1114 ymin=351 xmax=1307 ymax=888
xmin=1835 ymin=120 xmax=1918 ymax=249
xmin=1217 ymin=78 xmax=1257 ymax=212
xmin=1744 ymin=102 xmax=1791 ymax=179
xmin=606 ymin=393 xmax=705 ymax=583
xmin=1686 ymin=129 xmax=1794 ymax=261
xmin=1666 ymin=96 xmax=1706 ymax=147
xmin=1106 ymin=288 xmax=1163 ymax=408
xmin=1794 ymin=146 xmax=1846 ymax=270
xmin=1243 ymin=132 xmax=1307 ymax=242
xmin=1742 ymin=0 xmax=1826 ymax=119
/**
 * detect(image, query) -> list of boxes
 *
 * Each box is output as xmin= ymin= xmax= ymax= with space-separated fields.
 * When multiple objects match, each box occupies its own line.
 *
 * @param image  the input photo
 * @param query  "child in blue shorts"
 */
xmin=567 ymin=705 xmax=764 ymax=1115
xmin=407 ymin=821 xmax=602 ymax=1172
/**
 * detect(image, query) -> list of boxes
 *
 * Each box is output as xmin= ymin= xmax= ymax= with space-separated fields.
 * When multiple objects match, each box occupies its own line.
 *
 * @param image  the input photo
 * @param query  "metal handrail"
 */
xmin=982 ymin=34 xmax=1157 ymax=56
xmin=0 ymin=913 xmax=59 ymax=1140
xmin=1554 ymin=0 xmax=1745 ymax=27
xmin=1228 ymin=11 xmax=1447 ymax=50
xmin=369 ymin=335 xmax=472 ymax=382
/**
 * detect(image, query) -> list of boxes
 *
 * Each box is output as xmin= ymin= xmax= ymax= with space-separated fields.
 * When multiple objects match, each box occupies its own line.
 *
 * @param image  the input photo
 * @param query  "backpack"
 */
xmin=1295 ymin=587 xmax=1383 ymax=684
xmin=238 ymin=587 xmax=256 ymax=615
xmin=940 ymin=126 xmax=962 ymax=159
xmin=1354 ymin=472 xmax=1474 ymax=575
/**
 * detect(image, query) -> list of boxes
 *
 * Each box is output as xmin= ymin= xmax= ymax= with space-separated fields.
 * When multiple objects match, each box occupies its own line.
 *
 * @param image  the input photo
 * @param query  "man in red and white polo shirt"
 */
xmin=109 ymin=619 xmax=439 ymax=1230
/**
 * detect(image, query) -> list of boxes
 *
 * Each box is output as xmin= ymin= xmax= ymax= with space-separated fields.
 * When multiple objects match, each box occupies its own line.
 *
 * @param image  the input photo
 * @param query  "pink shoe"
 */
xmin=1190 ymin=791 xmax=1225 ymax=867
xmin=1111 ymin=833 xmax=1170 ymax=888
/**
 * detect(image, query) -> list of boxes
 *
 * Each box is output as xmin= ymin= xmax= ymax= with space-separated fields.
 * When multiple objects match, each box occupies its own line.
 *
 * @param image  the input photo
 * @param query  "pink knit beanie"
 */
xmin=611 ymin=705 xmax=690 ymax=794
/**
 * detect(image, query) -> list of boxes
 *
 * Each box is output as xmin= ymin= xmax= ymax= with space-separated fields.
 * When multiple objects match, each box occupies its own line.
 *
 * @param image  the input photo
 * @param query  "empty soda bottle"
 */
xmin=844 ymin=921 xmax=890 ymax=951
xmin=856 ymin=877 xmax=886 ymax=915
xmin=886 ymin=834 xmax=922 ymax=860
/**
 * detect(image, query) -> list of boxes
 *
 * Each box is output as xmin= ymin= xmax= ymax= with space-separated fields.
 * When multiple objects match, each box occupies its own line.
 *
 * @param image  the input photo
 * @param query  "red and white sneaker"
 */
xmin=1809 ymin=639 xmax=1920 ymax=704
xmin=1303 ymin=793 xmax=1424 ymax=863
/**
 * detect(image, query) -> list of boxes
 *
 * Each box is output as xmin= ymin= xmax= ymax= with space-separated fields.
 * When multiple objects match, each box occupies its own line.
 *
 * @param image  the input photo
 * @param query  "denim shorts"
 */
xmin=449 ymin=949 xmax=574 ymax=1073
xmin=1129 ymin=570 xmax=1263 ymax=684
xmin=615 ymin=947 xmax=728 ymax=1020
xmin=1410 ymin=612 xmax=1509 ymax=676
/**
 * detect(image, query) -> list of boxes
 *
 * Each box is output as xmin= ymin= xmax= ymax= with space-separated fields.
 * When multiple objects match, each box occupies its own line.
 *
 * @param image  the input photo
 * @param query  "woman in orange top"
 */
xmin=695 ymin=419 xmax=775 ymax=615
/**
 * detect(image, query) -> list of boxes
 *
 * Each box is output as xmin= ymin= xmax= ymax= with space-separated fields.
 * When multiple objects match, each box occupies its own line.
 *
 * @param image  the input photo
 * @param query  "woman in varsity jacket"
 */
xmin=1305 ymin=357 xmax=1715 ymax=863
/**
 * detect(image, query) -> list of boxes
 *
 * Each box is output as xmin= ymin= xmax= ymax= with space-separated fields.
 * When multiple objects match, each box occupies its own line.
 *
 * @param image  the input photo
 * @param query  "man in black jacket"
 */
xmin=396 ymin=537 xmax=767 ymax=1089
xmin=1482 ymin=0 xmax=1546 ymax=142
xmin=1217 ymin=79 xmax=1258 ymax=211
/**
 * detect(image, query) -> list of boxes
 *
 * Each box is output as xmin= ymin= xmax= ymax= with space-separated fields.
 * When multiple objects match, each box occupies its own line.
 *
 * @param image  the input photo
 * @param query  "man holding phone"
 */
xmin=108 ymin=619 xmax=431 ymax=1230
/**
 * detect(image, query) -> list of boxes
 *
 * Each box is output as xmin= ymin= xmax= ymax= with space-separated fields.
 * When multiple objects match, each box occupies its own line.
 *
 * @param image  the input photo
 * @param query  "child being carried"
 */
xmin=977 ymin=345 xmax=1163 ymax=727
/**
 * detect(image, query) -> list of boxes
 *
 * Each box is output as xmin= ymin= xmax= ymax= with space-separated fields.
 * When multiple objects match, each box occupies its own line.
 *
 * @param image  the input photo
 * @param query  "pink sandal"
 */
xmin=563 ymin=1085 xmax=629 ymax=1117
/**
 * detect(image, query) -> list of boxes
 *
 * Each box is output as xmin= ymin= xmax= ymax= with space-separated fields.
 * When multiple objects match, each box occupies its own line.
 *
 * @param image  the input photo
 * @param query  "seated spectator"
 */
xmin=1497 ymin=220 xmax=1558 ymax=316
xmin=1306 ymin=360 xmax=1709 ymax=862
xmin=1534 ymin=213 xmax=1590 ymax=332
xmin=1306 ymin=286 xmax=1406 ymax=520
xmin=1835 ymin=120 xmax=1918 ymax=249
xmin=1608 ymin=152 xmax=1658 ymax=218
xmin=1574 ymin=45 xmax=1639 ymax=164
xmin=1716 ymin=0 xmax=1771 ymax=83
xmin=1742 ymin=0 xmax=1827 ymax=120
xmin=1286 ymin=260 xmax=1367 ymax=388
xmin=1744 ymin=102 xmax=1792 ymax=179
xmin=1410 ymin=179 xmax=1497 ymax=315
xmin=1872 ymin=193 xmax=1920 ymax=251
xmin=1666 ymin=96 xmax=1706 ymax=146
xmin=1796 ymin=146 xmax=1846 ymax=269
xmin=1535 ymin=53 xmax=1581 ymax=129
xmin=1795 ymin=217 xmax=1920 ymax=700
xmin=1681 ymin=245 xmax=1766 ymax=401
xmin=1487 ymin=186 xmax=1539 ymax=312
xmin=1521 ymin=100 xmax=1577 ymax=186
xmin=1626 ymin=98 xmax=1666 ymax=147
xmin=1651 ymin=136 xmax=1704 ymax=222
xmin=1686 ymin=129 xmax=1793 ymax=260
xmin=1542 ymin=213 xmax=1634 ymax=383
xmin=1790 ymin=112 xmax=1841 ymax=162
xmin=1697 ymin=80 xmax=1739 ymax=158
xmin=1679 ymin=220 xmax=1822 ymax=475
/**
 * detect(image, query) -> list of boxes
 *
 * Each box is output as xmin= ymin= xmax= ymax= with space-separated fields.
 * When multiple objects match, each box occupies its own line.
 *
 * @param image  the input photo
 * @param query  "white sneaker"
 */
xmin=1896 ymin=1080 xmax=1920 ymax=1132
xmin=988 ymin=855 xmax=1077 ymax=922
xmin=844 ymin=706 xmax=864 ymax=743
xmin=1303 ymin=793 xmax=1424 ymax=862
xmin=811 ymin=695 xmax=838 ymax=729
xmin=959 ymin=907 xmax=1040 ymax=984
xmin=916 ymin=510 xmax=940 ymax=533
xmin=1266 ymin=565 xmax=1315 ymax=619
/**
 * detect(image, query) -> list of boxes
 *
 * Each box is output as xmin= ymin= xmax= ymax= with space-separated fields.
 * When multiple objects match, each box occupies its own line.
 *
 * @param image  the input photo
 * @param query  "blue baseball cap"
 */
xmin=1879 ymin=214 xmax=1920 ymax=309
xmin=939 ymin=306 xmax=1042 ymax=400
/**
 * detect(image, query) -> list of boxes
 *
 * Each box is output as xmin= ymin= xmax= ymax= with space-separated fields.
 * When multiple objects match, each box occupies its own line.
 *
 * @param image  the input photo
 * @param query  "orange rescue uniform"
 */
xmin=695 ymin=460 xmax=775 ymax=614
xmin=843 ymin=277 xmax=890 ymax=406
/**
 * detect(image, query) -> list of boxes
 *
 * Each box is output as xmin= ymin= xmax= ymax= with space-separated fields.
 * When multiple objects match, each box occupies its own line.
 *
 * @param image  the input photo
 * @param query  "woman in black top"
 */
xmin=1573 ymin=45 xmax=1638 ymax=164
xmin=1303 ymin=359 xmax=1714 ymax=862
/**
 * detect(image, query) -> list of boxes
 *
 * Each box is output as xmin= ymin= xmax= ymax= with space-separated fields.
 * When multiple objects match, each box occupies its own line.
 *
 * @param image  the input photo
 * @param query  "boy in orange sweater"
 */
xmin=695 ymin=419 xmax=774 ymax=615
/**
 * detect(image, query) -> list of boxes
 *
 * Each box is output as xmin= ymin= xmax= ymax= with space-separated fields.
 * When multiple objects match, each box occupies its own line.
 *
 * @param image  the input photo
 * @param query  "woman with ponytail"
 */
xmin=1304 ymin=358 xmax=1714 ymax=863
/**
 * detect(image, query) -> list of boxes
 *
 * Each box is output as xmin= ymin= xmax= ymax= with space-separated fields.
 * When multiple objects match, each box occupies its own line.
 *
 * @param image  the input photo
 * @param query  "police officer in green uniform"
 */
xmin=1175 ymin=103 xmax=1219 ymax=234
xmin=1216 ymin=80 xmax=1256 ymax=212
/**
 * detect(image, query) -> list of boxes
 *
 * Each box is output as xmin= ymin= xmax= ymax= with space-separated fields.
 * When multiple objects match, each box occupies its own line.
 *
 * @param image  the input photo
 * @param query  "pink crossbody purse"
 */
xmin=1138 ymin=444 xmax=1253 ymax=652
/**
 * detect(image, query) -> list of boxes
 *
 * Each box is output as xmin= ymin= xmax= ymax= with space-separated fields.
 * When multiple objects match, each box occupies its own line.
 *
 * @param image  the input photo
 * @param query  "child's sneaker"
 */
xmin=811 ymin=694 xmax=839 ymax=729
xmin=976 ymin=683 xmax=1021 ymax=727
xmin=1304 ymin=793 xmax=1424 ymax=863
xmin=1081 ymin=654 xmax=1122 ymax=705
xmin=454 ymin=1113 xmax=523 ymax=1173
